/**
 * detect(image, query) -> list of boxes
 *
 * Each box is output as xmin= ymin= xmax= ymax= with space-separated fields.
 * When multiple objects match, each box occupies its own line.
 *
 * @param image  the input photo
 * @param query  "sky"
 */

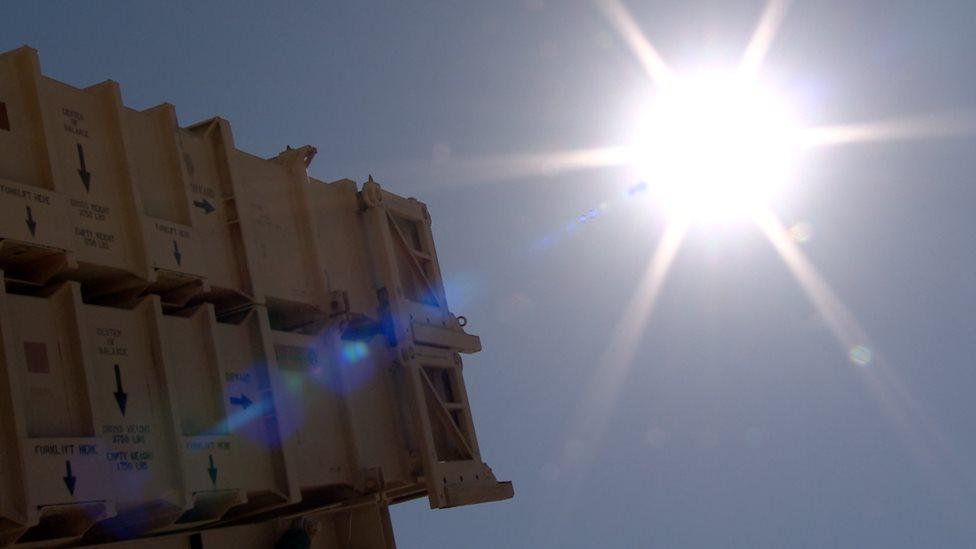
xmin=4 ymin=1 xmax=976 ymax=547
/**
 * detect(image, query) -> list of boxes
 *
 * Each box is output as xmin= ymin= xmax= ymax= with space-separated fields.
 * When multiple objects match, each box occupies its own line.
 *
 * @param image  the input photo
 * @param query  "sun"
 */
xmin=629 ymin=69 xmax=800 ymax=223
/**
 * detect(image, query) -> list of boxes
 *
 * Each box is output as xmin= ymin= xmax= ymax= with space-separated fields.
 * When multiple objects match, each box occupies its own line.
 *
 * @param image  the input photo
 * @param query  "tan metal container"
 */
xmin=0 ymin=46 xmax=511 ymax=547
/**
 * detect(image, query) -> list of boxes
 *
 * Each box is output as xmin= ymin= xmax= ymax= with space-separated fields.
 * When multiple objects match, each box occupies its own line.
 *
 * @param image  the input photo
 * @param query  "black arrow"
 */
xmin=113 ymin=364 xmax=128 ymax=416
xmin=63 ymin=460 xmax=77 ymax=495
xmin=229 ymin=393 xmax=252 ymax=409
xmin=207 ymin=455 xmax=217 ymax=487
xmin=192 ymin=198 xmax=215 ymax=215
xmin=25 ymin=205 xmax=36 ymax=237
xmin=77 ymin=144 xmax=91 ymax=192
xmin=173 ymin=240 xmax=182 ymax=266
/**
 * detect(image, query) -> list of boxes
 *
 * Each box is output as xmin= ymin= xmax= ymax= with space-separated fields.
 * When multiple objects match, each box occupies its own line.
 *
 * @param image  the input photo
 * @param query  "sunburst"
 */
xmin=522 ymin=0 xmax=976 ymax=534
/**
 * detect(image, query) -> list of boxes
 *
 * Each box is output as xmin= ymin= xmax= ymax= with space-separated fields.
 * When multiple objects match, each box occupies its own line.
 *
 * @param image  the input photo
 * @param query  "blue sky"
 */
xmin=5 ymin=1 xmax=976 ymax=547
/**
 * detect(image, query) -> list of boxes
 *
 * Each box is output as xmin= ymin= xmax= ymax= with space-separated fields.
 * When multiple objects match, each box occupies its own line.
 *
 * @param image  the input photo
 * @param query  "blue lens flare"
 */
xmin=340 ymin=341 xmax=369 ymax=363
xmin=534 ymin=180 xmax=648 ymax=250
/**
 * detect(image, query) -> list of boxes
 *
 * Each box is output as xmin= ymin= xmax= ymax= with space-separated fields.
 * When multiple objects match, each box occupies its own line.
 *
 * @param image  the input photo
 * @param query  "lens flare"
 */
xmin=849 ymin=345 xmax=873 ymax=366
xmin=340 ymin=341 xmax=370 ymax=364
xmin=789 ymin=221 xmax=814 ymax=242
